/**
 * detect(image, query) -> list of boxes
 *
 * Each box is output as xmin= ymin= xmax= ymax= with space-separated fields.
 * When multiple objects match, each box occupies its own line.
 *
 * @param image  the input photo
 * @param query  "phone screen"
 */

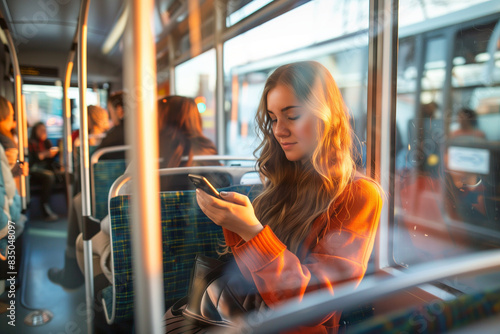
xmin=188 ymin=174 xmax=222 ymax=199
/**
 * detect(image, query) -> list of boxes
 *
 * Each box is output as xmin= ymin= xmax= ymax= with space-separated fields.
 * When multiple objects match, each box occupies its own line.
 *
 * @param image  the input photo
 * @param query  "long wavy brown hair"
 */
xmin=158 ymin=95 xmax=216 ymax=168
xmin=253 ymin=61 xmax=357 ymax=254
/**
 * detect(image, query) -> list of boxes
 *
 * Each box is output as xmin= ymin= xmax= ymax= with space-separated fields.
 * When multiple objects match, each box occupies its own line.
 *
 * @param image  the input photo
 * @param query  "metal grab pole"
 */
xmin=0 ymin=16 xmax=27 ymax=209
xmin=63 ymin=31 xmax=78 ymax=214
xmin=77 ymin=0 xmax=94 ymax=333
xmin=124 ymin=0 xmax=164 ymax=333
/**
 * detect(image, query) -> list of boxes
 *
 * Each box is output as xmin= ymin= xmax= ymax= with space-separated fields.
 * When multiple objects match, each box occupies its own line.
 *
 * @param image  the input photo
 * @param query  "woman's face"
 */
xmin=266 ymin=84 xmax=319 ymax=163
xmin=108 ymin=102 xmax=121 ymax=127
xmin=3 ymin=103 xmax=15 ymax=131
xmin=36 ymin=124 xmax=47 ymax=141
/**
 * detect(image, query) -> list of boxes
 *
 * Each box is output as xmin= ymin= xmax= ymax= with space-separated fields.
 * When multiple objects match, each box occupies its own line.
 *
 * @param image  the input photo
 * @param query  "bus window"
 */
xmin=24 ymin=84 xmax=106 ymax=143
xmin=393 ymin=4 xmax=500 ymax=293
xmin=223 ymin=0 xmax=369 ymax=159
xmin=174 ymin=49 xmax=216 ymax=144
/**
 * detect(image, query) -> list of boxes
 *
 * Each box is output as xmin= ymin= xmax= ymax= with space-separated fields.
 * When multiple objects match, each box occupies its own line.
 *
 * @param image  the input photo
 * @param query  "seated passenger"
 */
xmin=28 ymin=121 xmax=62 ymax=220
xmin=450 ymin=107 xmax=486 ymax=140
xmin=48 ymin=92 xmax=125 ymax=289
xmin=73 ymin=105 xmax=110 ymax=148
xmin=50 ymin=95 xmax=218 ymax=289
xmin=72 ymin=105 xmax=111 ymax=194
xmin=96 ymin=90 xmax=126 ymax=159
xmin=164 ymin=61 xmax=383 ymax=333
xmin=0 ymin=97 xmax=28 ymax=291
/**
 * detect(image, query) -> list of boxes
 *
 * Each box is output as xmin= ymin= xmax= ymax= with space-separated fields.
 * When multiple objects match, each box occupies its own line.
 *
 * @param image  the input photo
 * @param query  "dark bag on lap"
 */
xmin=164 ymin=254 xmax=267 ymax=333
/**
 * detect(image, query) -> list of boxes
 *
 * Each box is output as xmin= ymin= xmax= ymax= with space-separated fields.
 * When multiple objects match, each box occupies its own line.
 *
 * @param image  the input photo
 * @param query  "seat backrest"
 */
xmin=102 ymin=183 xmax=263 ymax=324
xmin=92 ymin=159 xmax=127 ymax=220
xmin=90 ymin=146 xmax=129 ymax=220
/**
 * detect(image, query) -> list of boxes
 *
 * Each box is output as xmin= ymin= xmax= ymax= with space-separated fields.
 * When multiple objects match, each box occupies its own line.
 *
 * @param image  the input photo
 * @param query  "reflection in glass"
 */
xmin=175 ymin=49 xmax=217 ymax=144
xmin=394 ymin=0 xmax=500 ymax=293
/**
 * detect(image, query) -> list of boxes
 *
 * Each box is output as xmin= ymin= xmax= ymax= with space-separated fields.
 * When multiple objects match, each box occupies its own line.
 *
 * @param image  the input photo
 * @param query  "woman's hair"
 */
xmin=0 ymin=96 xmax=12 ymax=122
xmin=30 ymin=121 xmax=46 ymax=141
xmin=108 ymin=91 xmax=124 ymax=109
xmin=253 ymin=61 xmax=357 ymax=253
xmin=158 ymin=95 xmax=216 ymax=168
xmin=0 ymin=96 xmax=14 ymax=139
xmin=458 ymin=107 xmax=478 ymax=128
xmin=88 ymin=105 xmax=110 ymax=133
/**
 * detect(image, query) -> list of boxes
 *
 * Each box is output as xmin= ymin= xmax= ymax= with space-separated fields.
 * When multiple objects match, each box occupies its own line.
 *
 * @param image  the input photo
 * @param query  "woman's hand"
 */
xmin=196 ymin=189 xmax=263 ymax=242
xmin=21 ymin=161 xmax=29 ymax=176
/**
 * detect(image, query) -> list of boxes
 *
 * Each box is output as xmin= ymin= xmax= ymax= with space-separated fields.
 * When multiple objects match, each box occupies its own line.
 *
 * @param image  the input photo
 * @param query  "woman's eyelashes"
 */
xmin=267 ymin=114 xmax=301 ymax=123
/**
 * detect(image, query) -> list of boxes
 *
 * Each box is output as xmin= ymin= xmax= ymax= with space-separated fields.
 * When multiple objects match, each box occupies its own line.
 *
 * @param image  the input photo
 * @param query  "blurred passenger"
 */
xmin=157 ymin=95 xmax=218 ymax=190
xmin=165 ymin=61 xmax=383 ymax=333
xmin=73 ymin=105 xmax=110 ymax=148
xmin=95 ymin=90 xmax=126 ymax=160
xmin=72 ymin=105 xmax=111 ymax=195
xmin=28 ymin=121 xmax=61 ymax=221
xmin=450 ymin=107 xmax=486 ymax=140
xmin=50 ymin=95 xmax=219 ymax=290
xmin=48 ymin=92 xmax=125 ymax=289
xmin=0 ymin=144 xmax=26 ymax=288
xmin=0 ymin=97 xmax=27 ymax=281
xmin=0 ymin=96 xmax=27 ymax=175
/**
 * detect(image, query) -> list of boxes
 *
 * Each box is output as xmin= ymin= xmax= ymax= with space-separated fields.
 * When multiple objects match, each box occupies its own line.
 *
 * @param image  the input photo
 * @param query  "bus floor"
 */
xmin=0 ymin=192 xmax=90 ymax=333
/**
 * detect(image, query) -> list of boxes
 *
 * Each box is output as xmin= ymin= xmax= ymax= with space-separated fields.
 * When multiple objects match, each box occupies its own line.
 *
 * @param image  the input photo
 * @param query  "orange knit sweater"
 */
xmin=223 ymin=178 xmax=382 ymax=333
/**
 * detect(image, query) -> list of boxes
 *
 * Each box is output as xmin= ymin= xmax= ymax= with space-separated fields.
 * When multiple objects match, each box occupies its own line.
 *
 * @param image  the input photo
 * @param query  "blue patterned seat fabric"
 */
xmin=92 ymin=159 xmax=127 ymax=220
xmin=103 ymin=184 xmax=263 ymax=323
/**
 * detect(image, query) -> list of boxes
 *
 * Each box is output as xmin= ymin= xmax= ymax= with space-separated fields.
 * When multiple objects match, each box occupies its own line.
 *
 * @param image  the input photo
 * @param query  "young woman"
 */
xmin=157 ymin=95 xmax=219 ymax=190
xmin=188 ymin=61 xmax=382 ymax=333
xmin=28 ymin=121 xmax=61 ymax=220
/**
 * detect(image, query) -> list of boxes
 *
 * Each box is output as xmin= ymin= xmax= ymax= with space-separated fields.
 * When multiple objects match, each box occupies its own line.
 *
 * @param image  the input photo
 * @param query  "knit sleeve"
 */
xmin=230 ymin=179 xmax=382 ymax=321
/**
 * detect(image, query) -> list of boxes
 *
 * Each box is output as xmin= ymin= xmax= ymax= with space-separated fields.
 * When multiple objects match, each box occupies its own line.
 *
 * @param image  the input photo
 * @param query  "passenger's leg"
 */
xmin=30 ymin=169 xmax=58 ymax=220
xmin=47 ymin=193 xmax=84 ymax=289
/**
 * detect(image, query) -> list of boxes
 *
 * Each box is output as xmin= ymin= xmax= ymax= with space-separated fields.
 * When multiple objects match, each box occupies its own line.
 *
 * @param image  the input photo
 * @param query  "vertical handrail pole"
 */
xmin=124 ymin=0 xmax=164 ymax=332
xmin=21 ymin=94 xmax=29 ymax=203
xmin=214 ymin=0 xmax=225 ymax=154
xmin=168 ymin=35 xmax=176 ymax=95
xmin=0 ymin=16 xmax=27 ymax=209
xmin=367 ymin=0 xmax=398 ymax=270
xmin=63 ymin=32 xmax=78 ymax=212
xmin=77 ymin=0 xmax=94 ymax=333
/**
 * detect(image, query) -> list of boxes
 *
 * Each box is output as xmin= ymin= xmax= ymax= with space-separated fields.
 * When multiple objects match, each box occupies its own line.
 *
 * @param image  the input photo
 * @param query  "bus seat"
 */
xmin=101 ymin=184 xmax=263 ymax=324
xmin=92 ymin=159 xmax=127 ymax=220
xmin=88 ymin=146 xmax=130 ymax=220
xmin=350 ymin=286 xmax=500 ymax=333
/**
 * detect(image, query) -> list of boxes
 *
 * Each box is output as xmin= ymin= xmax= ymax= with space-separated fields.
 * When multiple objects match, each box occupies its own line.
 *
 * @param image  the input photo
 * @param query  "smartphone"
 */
xmin=188 ymin=174 xmax=222 ymax=199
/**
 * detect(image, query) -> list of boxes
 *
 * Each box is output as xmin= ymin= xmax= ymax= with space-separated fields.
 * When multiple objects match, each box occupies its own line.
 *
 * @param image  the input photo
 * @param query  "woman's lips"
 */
xmin=281 ymin=142 xmax=296 ymax=150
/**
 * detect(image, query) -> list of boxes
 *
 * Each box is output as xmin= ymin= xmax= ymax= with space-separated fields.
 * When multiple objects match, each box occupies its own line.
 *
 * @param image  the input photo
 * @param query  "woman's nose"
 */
xmin=273 ymin=119 xmax=290 ymax=138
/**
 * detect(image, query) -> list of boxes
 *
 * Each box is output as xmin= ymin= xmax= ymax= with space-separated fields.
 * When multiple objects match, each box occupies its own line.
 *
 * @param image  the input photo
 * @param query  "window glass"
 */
xmin=225 ymin=0 xmax=273 ymax=27
xmin=174 ymin=49 xmax=216 ymax=143
xmin=223 ymin=0 xmax=369 ymax=162
xmin=394 ymin=0 xmax=500 ymax=292
xmin=24 ymin=84 xmax=105 ymax=143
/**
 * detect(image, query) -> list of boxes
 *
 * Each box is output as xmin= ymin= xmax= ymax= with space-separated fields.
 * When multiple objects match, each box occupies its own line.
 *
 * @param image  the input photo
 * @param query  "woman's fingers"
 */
xmin=219 ymin=191 xmax=250 ymax=206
